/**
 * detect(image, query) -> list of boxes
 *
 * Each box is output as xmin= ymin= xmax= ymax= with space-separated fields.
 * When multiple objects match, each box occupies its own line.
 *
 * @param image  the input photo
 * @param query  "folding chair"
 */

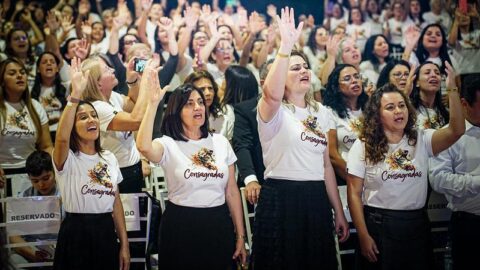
xmin=240 ymin=187 xmax=255 ymax=252
xmin=2 ymin=196 xmax=62 ymax=269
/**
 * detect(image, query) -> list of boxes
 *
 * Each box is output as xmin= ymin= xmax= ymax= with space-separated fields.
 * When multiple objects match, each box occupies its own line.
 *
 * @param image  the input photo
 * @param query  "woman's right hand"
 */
xmin=359 ymin=233 xmax=379 ymax=263
xmin=69 ymin=57 xmax=89 ymax=98
xmin=276 ymin=7 xmax=303 ymax=53
xmin=0 ymin=167 xmax=5 ymax=189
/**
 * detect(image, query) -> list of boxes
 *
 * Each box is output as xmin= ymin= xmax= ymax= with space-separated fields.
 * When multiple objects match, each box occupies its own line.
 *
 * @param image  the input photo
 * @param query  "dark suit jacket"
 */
xmin=233 ymin=97 xmax=265 ymax=187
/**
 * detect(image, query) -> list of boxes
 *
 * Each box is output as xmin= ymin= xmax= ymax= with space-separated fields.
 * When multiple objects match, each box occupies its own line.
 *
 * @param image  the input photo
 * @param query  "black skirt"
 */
xmin=157 ymin=202 xmax=235 ymax=270
xmin=252 ymin=179 xmax=337 ymax=270
xmin=119 ymin=161 xmax=144 ymax=193
xmin=53 ymin=212 xmax=119 ymax=270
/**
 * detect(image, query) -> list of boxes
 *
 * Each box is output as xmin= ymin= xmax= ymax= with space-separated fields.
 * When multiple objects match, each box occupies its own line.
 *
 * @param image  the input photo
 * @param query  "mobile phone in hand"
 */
xmin=459 ymin=0 xmax=468 ymax=14
xmin=134 ymin=58 xmax=147 ymax=73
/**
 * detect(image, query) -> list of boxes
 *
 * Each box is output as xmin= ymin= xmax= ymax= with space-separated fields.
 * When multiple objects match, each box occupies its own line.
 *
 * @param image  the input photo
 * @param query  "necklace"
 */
xmin=6 ymin=101 xmax=25 ymax=112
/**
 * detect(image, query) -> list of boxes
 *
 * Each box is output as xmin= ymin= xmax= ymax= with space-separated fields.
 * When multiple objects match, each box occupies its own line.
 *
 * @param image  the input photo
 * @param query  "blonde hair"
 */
xmin=80 ymin=58 xmax=106 ymax=102
xmin=126 ymin=43 xmax=152 ymax=63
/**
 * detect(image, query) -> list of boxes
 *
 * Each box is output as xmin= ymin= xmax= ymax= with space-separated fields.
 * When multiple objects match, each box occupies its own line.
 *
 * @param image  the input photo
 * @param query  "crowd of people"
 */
xmin=0 ymin=0 xmax=479 ymax=269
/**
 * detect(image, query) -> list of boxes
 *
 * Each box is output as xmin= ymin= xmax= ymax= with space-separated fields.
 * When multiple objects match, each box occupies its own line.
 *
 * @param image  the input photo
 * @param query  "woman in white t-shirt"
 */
xmin=253 ymin=8 xmax=349 ymax=269
xmin=52 ymin=57 xmax=129 ymax=269
xmin=0 ymin=58 xmax=53 ymax=193
xmin=360 ymin=34 xmax=390 ymax=85
xmin=346 ymin=62 xmax=464 ymax=269
xmin=410 ymin=62 xmax=449 ymax=130
xmin=136 ymin=79 xmax=247 ymax=268
xmin=80 ymin=54 xmax=152 ymax=193
xmin=324 ymin=64 xmax=368 ymax=186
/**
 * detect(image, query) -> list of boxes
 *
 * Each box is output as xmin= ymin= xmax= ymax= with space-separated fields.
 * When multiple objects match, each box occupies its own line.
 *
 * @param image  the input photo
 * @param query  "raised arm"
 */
xmin=258 ymin=7 xmax=303 ymax=122
xmin=53 ymin=57 xmax=89 ymax=170
xmin=431 ymin=62 xmax=465 ymax=155
xmin=135 ymin=67 xmax=167 ymax=163
xmin=239 ymin=12 xmax=267 ymax=67
xmin=177 ymin=6 xmax=198 ymax=72
xmin=318 ymin=35 xmax=341 ymax=85
xmin=199 ymin=20 xmax=222 ymax=64
xmin=448 ymin=9 xmax=461 ymax=47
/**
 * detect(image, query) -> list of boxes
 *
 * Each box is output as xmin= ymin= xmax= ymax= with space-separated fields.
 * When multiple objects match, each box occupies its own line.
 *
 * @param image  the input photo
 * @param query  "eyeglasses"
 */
xmin=216 ymin=47 xmax=233 ymax=54
xmin=391 ymin=72 xmax=409 ymax=79
xmin=340 ymin=73 xmax=362 ymax=83
xmin=13 ymin=36 xmax=28 ymax=42
xmin=124 ymin=40 xmax=137 ymax=45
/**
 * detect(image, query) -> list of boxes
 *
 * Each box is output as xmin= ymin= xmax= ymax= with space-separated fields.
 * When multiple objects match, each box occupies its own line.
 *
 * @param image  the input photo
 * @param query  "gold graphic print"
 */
xmin=88 ymin=162 xmax=114 ymax=188
xmin=7 ymin=111 xmax=29 ymax=130
xmin=349 ymin=118 xmax=363 ymax=135
xmin=422 ymin=114 xmax=441 ymax=130
xmin=40 ymin=92 xmax=61 ymax=109
xmin=301 ymin=115 xmax=326 ymax=138
xmin=385 ymin=149 xmax=416 ymax=171
xmin=191 ymin=148 xmax=218 ymax=170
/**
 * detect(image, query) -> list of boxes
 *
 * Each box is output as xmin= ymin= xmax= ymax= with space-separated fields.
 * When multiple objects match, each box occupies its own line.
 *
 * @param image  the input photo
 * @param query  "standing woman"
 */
xmin=360 ymin=34 xmax=390 ymax=85
xmin=253 ymin=7 xmax=349 ymax=269
xmin=346 ymin=61 xmax=464 ymax=270
xmin=0 ymin=58 xmax=52 ymax=193
xmin=324 ymin=64 xmax=368 ymax=186
xmin=52 ymin=57 xmax=129 ymax=269
xmin=410 ymin=62 xmax=449 ymax=130
xmin=136 ymin=78 xmax=247 ymax=268
xmin=31 ymin=52 xmax=68 ymax=141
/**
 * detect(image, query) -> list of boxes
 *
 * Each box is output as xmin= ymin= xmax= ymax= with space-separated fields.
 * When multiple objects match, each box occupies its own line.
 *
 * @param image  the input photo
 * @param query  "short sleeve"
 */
xmin=421 ymin=128 xmax=435 ymax=158
xmin=224 ymin=137 xmax=237 ymax=166
xmin=257 ymin=104 xmax=284 ymax=141
xmin=152 ymin=137 xmax=169 ymax=166
xmin=52 ymin=149 xmax=74 ymax=175
xmin=347 ymin=139 xmax=366 ymax=178
xmin=92 ymin=101 xmax=116 ymax=132
xmin=32 ymin=99 xmax=48 ymax=125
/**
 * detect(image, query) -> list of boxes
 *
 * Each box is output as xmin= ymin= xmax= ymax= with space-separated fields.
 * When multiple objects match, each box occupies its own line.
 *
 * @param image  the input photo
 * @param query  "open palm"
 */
xmin=276 ymin=7 xmax=303 ymax=52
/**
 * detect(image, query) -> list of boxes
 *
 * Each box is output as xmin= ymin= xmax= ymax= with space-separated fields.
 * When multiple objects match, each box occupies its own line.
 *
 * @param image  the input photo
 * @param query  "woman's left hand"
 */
xmin=335 ymin=211 xmax=350 ymax=243
xmin=444 ymin=61 xmax=457 ymax=90
xmin=232 ymin=237 xmax=248 ymax=267
xmin=119 ymin=244 xmax=130 ymax=270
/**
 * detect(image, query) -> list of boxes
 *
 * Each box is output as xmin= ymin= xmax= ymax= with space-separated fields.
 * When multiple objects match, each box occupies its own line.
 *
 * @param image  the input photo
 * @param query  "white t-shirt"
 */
xmin=154 ymin=134 xmax=237 ymax=208
xmin=54 ymin=149 xmax=122 ymax=213
xmin=0 ymin=100 xmax=48 ymax=169
xmin=359 ymin=60 xmax=386 ymax=85
xmin=37 ymin=86 xmax=63 ymax=132
xmin=258 ymin=103 xmax=333 ymax=181
xmin=346 ymin=23 xmax=371 ymax=52
xmin=422 ymin=11 xmax=452 ymax=33
xmin=209 ymin=104 xmax=235 ymax=141
xmin=329 ymin=108 xmax=363 ymax=162
xmin=385 ymin=17 xmax=415 ymax=46
xmin=92 ymin=92 xmax=141 ymax=168
xmin=416 ymin=106 xmax=446 ymax=130
xmin=347 ymin=129 xmax=435 ymax=210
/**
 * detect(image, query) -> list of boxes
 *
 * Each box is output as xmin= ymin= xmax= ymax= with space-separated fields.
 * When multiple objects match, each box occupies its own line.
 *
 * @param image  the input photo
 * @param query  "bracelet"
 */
xmin=66 ymin=101 xmax=78 ymax=107
xmin=446 ymin=87 xmax=459 ymax=93
xmin=126 ymin=78 xmax=138 ymax=85
xmin=236 ymin=235 xmax=247 ymax=242
xmin=277 ymin=52 xmax=290 ymax=58
xmin=67 ymin=95 xmax=81 ymax=103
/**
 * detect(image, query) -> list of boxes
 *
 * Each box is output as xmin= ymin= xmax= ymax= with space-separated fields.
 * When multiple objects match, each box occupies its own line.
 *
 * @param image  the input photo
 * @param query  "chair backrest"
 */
xmin=240 ymin=187 xmax=255 ymax=251
xmin=3 ymin=196 xmax=61 ymax=268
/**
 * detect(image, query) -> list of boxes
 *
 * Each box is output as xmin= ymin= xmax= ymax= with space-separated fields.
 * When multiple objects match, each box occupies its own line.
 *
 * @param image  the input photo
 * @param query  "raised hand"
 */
xmin=158 ymin=17 xmax=174 ymax=36
xmin=249 ymin=11 xmax=266 ymax=35
xmin=444 ymin=61 xmax=457 ymax=90
xmin=46 ymin=11 xmax=60 ymax=33
xmin=405 ymin=63 xmax=417 ymax=95
xmin=61 ymin=14 xmax=74 ymax=33
xmin=81 ymin=20 xmax=92 ymax=36
xmin=141 ymin=0 xmax=153 ymax=12
xmin=326 ymin=34 xmax=341 ymax=58
xmin=183 ymin=6 xmax=199 ymax=29
xmin=404 ymin=25 xmax=420 ymax=50
xmin=267 ymin=4 xmax=277 ymax=18
xmin=276 ymin=7 xmax=303 ymax=53
xmin=69 ymin=57 xmax=89 ymax=97
xmin=74 ymin=38 xmax=90 ymax=60
xmin=237 ymin=9 xmax=248 ymax=29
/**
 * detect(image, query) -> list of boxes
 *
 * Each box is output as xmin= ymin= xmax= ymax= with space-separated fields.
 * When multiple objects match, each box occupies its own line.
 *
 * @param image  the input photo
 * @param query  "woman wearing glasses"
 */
xmin=323 ymin=64 xmax=368 ymax=186
xmin=377 ymin=59 xmax=416 ymax=95
xmin=346 ymin=61 xmax=464 ymax=269
xmin=253 ymin=8 xmax=349 ymax=269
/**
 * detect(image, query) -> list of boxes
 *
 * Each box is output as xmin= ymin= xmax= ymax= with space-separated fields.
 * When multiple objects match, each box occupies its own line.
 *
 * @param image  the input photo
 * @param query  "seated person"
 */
xmin=10 ymin=151 xmax=59 ymax=265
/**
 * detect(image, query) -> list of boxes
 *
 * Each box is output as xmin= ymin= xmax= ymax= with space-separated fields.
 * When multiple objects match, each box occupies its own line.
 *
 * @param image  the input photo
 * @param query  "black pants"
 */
xmin=356 ymin=206 xmax=434 ymax=270
xmin=451 ymin=211 xmax=480 ymax=270
xmin=119 ymin=161 xmax=144 ymax=193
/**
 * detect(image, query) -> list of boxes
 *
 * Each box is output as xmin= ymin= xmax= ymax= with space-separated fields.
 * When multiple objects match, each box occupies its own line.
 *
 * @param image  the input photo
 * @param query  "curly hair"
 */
xmin=360 ymin=83 xmax=418 ymax=164
xmin=409 ymin=61 xmax=449 ymax=125
xmin=323 ymin=64 xmax=368 ymax=119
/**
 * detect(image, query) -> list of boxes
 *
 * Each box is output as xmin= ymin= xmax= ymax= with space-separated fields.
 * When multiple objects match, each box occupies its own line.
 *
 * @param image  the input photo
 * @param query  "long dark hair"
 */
xmin=414 ymin=24 xmax=451 ymax=73
xmin=376 ymin=59 xmax=410 ymax=89
xmin=161 ymin=84 xmax=210 ymax=141
xmin=5 ymin=28 xmax=35 ymax=65
xmin=324 ymin=64 xmax=368 ymax=119
xmin=118 ymin=34 xmax=139 ymax=62
xmin=306 ymin=26 xmax=327 ymax=55
xmin=70 ymin=101 xmax=103 ymax=155
xmin=184 ymin=70 xmax=221 ymax=118
xmin=221 ymin=65 xmax=259 ymax=108
xmin=31 ymin=52 xmax=67 ymax=108
xmin=410 ymin=61 xmax=449 ymax=124
xmin=363 ymin=35 xmax=390 ymax=73
xmin=361 ymin=83 xmax=417 ymax=164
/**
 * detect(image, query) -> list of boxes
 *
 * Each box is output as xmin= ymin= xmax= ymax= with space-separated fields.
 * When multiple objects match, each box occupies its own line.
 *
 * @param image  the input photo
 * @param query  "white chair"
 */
xmin=240 ymin=187 xmax=255 ymax=252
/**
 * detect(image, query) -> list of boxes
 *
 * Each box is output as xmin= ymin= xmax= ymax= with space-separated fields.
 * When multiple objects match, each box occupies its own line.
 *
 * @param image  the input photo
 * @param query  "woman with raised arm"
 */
xmin=136 ymin=78 xmax=247 ymax=267
xmin=346 ymin=62 xmax=464 ymax=270
xmin=52 ymin=57 xmax=129 ymax=270
xmin=253 ymin=7 xmax=349 ymax=269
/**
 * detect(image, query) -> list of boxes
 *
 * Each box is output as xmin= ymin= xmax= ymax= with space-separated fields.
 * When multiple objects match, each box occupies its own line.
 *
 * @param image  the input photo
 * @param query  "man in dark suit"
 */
xmin=233 ymin=59 xmax=273 ymax=204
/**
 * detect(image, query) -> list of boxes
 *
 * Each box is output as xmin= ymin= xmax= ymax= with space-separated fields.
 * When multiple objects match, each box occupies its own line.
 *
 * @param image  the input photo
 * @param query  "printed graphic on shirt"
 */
xmin=191 ymin=148 xmax=218 ymax=170
xmin=422 ymin=114 xmax=442 ymax=130
xmin=184 ymin=147 xmax=225 ymax=180
xmin=7 ymin=111 xmax=29 ymax=130
xmin=40 ymin=92 xmax=62 ymax=125
xmin=349 ymin=118 xmax=363 ymax=134
xmin=88 ymin=162 xmax=114 ymax=189
xmin=301 ymin=115 xmax=327 ymax=146
xmin=386 ymin=149 xmax=415 ymax=171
